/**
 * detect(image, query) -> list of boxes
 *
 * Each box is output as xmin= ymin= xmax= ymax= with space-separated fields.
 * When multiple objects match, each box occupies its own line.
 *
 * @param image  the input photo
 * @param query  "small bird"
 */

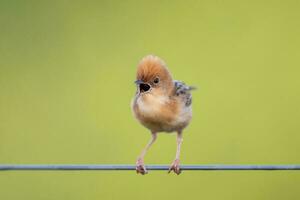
xmin=131 ymin=55 xmax=195 ymax=175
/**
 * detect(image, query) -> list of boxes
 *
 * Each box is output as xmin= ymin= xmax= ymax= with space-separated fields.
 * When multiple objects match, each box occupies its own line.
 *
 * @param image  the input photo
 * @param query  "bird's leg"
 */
xmin=136 ymin=132 xmax=157 ymax=175
xmin=168 ymin=130 xmax=183 ymax=175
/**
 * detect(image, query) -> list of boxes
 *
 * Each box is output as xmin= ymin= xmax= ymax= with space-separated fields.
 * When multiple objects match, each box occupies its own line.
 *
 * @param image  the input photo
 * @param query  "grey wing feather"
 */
xmin=173 ymin=80 xmax=196 ymax=106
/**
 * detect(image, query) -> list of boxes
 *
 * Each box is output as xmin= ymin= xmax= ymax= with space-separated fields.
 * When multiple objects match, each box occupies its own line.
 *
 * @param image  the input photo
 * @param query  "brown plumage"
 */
xmin=131 ymin=55 xmax=195 ymax=175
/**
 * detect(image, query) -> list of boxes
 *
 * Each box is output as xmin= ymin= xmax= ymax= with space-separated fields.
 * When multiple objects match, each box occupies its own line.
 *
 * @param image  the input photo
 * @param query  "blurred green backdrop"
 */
xmin=1 ymin=0 xmax=300 ymax=199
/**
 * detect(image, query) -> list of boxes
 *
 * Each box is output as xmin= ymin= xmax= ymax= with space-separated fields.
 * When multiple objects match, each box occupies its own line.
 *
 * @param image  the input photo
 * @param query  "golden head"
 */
xmin=135 ymin=55 xmax=174 ymax=94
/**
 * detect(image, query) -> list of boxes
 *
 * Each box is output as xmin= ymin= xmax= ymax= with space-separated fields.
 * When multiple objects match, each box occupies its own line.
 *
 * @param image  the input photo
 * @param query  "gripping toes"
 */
xmin=136 ymin=165 xmax=148 ymax=175
xmin=136 ymin=159 xmax=148 ymax=175
xmin=168 ymin=159 xmax=181 ymax=175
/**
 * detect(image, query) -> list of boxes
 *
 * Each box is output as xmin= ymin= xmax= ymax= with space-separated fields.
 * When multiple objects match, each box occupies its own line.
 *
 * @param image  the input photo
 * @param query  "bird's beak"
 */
xmin=134 ymin=80 xmax=144 ymax=85
xmin=134 ymin=80 xmax=151 ymax=93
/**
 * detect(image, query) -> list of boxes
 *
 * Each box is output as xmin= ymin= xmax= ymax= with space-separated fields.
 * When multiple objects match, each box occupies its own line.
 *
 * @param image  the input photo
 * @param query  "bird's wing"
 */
xmin=173 ymin=80 xmax=196 ymax=106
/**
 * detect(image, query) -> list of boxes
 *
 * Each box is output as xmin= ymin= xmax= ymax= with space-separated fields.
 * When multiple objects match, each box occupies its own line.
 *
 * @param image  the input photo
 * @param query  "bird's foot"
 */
xmin=136 ymin=158 xmax=148 ymax=175
xmin=168 ymin=159 xmax=181 ymax=175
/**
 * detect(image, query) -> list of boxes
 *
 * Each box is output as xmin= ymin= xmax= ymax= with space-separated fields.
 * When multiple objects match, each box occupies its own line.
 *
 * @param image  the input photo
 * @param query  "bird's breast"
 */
xmin=136 ymin=94 xmax=168 ymax=117
xmin=132 ymin=94 xmax=192 ymax=132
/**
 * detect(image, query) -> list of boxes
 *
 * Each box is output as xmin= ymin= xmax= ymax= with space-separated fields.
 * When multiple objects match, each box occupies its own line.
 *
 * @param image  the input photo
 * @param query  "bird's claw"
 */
xmin=168 ymin=159 xmax=181 ymax=175
xmin=136 ymin=158 xmax=148 ymax=175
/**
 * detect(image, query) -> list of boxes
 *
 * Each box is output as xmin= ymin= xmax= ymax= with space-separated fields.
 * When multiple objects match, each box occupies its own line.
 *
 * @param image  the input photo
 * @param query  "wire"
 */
xmin=1 ymin=164 xmax=300 ymax=171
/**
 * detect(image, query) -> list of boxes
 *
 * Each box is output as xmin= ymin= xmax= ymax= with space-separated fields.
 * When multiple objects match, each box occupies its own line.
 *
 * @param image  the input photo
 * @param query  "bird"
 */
xmin=131 ymin=55 xmax=195 ymax=175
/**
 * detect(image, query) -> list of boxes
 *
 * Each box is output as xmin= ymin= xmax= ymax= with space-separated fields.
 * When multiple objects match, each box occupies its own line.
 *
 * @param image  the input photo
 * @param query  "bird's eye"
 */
xmin=153 ymin=77 xmax=160 ymax=84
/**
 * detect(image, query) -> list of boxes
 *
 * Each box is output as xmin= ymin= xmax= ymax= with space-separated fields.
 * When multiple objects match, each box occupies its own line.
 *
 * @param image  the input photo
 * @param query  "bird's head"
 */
xmin=135 ymin=55 xmax=174 ymax=96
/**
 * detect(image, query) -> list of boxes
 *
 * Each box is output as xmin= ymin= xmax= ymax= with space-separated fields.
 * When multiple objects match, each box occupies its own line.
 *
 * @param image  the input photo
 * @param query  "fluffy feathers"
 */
xmin=132 ymin=55 xmax=195 ymax=175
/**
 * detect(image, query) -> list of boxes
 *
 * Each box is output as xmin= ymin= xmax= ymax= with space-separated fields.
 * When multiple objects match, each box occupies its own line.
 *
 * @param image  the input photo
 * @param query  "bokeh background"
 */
xmin=1 ymin=0 xmax=300 ymax=199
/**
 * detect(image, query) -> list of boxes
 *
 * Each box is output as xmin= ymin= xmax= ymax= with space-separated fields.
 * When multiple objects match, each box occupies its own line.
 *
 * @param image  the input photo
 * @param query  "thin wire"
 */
xmin=1 ymin=164 xmax=300 ymax=171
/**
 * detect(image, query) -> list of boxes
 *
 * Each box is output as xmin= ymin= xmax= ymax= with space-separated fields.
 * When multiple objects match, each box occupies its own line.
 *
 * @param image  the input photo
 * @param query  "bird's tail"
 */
xmin=187 ymin=86 xmax=197 ymax=91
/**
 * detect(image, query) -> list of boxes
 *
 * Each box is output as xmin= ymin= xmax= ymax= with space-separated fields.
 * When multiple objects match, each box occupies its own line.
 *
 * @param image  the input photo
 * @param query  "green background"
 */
xmin=1 ymin=0 xmax=300 ymax=199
